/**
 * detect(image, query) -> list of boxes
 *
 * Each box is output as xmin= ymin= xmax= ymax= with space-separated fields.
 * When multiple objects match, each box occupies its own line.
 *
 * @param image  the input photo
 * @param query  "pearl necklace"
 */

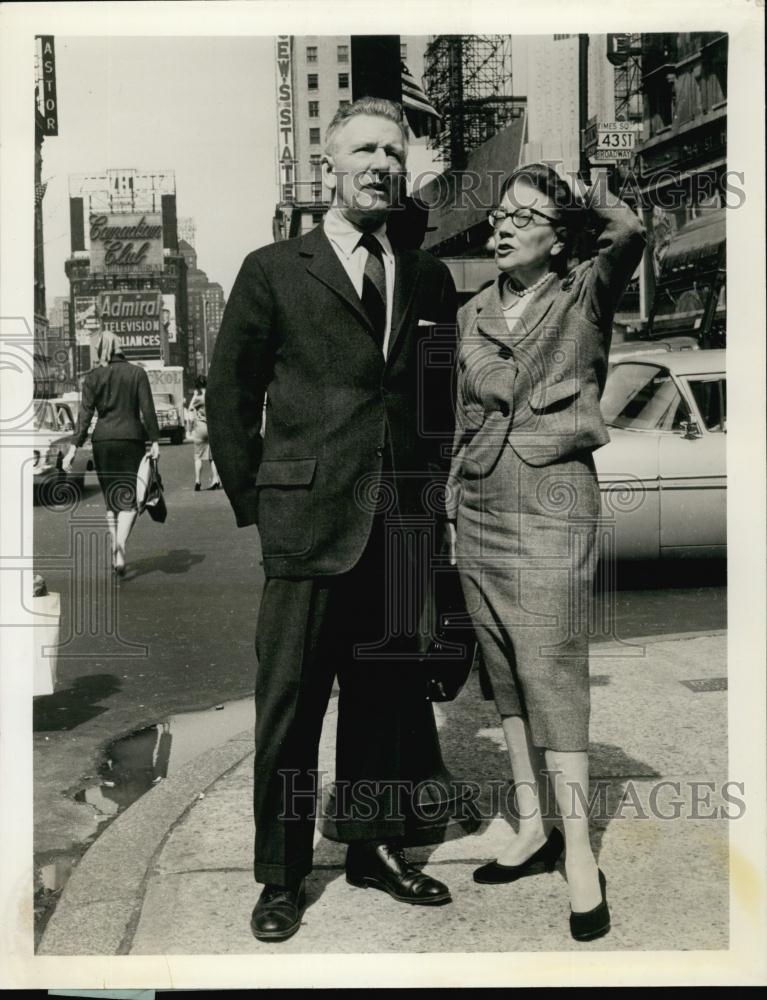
xmin=501 ymin=271 xmax=554 ymax=307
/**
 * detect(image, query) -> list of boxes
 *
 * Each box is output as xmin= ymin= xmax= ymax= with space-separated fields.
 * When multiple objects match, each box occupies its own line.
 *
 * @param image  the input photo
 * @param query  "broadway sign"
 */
xmin=90 ymin=212 xmax=164 ymax=273
xmin=97 ymin=290 xmax=165 ymax=360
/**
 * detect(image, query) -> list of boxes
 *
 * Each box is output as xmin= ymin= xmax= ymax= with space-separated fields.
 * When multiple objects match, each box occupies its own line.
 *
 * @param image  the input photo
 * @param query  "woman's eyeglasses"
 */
xmin=488 ymin=206 xmax=560 ymax=229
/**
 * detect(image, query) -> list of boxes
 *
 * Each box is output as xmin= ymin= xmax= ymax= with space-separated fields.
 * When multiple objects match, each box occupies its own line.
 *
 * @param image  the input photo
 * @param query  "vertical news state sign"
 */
xmin=97 ymin=291 xmax=165 ymax=362
xmin=275 ymin=36 xmax=295 ymax=201
xmin=37 ymin=36 xmax=59 ymax=135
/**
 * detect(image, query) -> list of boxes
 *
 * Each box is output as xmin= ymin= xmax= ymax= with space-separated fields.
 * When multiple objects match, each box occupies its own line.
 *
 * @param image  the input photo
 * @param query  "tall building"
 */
xmin=179 ymin=239 xmax=226 ymax=377
xmin=633 ymin=32 xmax=728 ymax=346
xmin=65 ymin=168 xmax=190 ymax=379
xmin=44 ymin=296 xmax=75 ymax=394
xmin=273 ymin=35 xmax=440 ymax=240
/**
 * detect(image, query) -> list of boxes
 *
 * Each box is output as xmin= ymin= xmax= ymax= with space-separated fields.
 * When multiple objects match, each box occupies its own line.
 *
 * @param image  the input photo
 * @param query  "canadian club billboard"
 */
xmin=97 ymin=290 xmax=166 ymax=361
xmin=89 ymin=212 xmax=164 ymax=273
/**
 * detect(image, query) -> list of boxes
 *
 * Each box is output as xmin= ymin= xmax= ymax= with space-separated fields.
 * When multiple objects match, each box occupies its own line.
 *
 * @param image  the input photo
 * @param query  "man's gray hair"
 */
xmin=324 ymin=96 xmax=409 ymax=154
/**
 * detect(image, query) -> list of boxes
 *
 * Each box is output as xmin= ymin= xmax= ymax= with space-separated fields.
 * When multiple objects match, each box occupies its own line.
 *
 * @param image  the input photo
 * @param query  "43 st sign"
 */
xmin=89 ymin=212 xmax=164 ymax=273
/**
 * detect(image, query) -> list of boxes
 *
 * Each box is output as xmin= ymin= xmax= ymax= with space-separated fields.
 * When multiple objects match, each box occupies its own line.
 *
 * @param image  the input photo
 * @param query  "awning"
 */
xmin=661 ymin=208 xmax=725 ymax=270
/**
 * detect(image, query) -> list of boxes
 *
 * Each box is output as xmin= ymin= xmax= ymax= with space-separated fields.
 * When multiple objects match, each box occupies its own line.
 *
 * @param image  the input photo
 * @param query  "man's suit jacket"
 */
xmin=446 ymin=194 xmax=646 ymax=517
xmin=207 ymin=223 xmax=458 ymax=578
xmin=72 ymin=356 xmax=160 ymax=447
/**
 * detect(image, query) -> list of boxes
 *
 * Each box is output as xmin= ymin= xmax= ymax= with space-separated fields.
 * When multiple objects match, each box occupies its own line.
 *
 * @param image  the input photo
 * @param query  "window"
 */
xmin=339 ymin=100 xmax=350 ymax=110
xmin=309 ymin=153 xmax=322 ymax=168
xmin=309 ymin=127 xmax=321 ymax=145
xmin=307 ymin=73 xmax=318 ymax=90
xmin=338 ymin=72 xmax=349 ymax=89
xmin=283 ymin=183 xmax=294 ymax=200
xmin=687 ymin=377 xmax=726 ymax=432
xmin=600 ymin=364 xmax=689 ymax=432
xmin=312 ymin=211 xmax=325 ymax=224
xmin=311 ymin=183 xmax=323 ymax=201
xmin=337 ymin=44 xmax=349 ymax=63
xmin=306 ymin=46 xmax=317 ymax=63
xmin=308 ymin=101 xmax=319 ymax=118
xmin=400 ymin=43 xmax=408 ymax=61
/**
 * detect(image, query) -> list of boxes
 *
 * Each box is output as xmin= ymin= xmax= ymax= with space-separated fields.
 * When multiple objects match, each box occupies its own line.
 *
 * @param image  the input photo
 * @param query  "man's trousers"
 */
xmin=252 ymin=515 xmax=453 ymax=886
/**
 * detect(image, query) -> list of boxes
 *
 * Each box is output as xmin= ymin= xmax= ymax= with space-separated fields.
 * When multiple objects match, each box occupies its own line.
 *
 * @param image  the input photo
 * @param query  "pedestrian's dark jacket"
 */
xmin=207 ymin=223 xmax=458 ymax=578
xmin=446 ymin=191 xmax=646 ymax=516
xmin=72 ymin=355 xmax=161 ymax=446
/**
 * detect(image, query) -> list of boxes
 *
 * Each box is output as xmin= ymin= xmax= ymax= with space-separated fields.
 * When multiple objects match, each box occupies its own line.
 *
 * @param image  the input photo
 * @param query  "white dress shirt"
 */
xmin=323 ymin=208 xmax=396 ymax=358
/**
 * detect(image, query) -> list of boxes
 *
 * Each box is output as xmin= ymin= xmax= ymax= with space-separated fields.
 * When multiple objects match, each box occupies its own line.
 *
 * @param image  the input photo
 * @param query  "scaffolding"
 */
xmin=613 ymin=35 xmax=643 ymax=124
xmin=423 ymin=35 xmax=521 ymax=168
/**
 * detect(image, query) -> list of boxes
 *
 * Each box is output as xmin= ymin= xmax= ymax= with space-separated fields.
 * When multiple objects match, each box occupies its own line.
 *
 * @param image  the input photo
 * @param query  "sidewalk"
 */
xmin=39 ymin=631 xmax=729 ymax=956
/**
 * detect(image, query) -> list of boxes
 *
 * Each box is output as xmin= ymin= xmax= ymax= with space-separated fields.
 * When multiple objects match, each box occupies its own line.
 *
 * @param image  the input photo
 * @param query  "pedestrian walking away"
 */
xmin=63 ymin=331 xmax=161 ymax=576
xmin=208 ymin=96 xmax=461 ymax=943
xmin=446 ymin=162 xmax=646 ymax=942
xmin=188 ymin=376 xmax=221 ymax=491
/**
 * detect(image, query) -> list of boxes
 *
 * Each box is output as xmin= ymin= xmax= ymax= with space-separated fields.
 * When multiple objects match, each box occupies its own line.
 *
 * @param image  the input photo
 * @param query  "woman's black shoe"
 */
xmin=473 ymin=827 xmax=564 ymax=884
xmin=194 ymin=483 xmax=201 ymax=492
xmin=570 ymin=869 xmax=610 ymax=942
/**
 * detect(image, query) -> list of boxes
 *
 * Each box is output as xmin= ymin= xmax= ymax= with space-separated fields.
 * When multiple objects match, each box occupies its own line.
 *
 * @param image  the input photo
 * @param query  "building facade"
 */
xmin=179 ymin=238 xmax=226 ymax=377
xmin=64 ymin=169 xmax=190 ymax=381
xmin=633 ymin=32 xmax=727 ymax=345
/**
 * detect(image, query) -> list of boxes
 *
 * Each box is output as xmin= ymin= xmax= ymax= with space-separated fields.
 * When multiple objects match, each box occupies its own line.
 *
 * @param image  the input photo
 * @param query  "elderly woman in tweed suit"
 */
xmin=446 ymin=164 xmax=646 ymax=941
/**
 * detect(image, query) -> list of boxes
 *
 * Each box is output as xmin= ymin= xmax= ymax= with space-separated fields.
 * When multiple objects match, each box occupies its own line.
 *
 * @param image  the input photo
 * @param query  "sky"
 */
xmin=41 ymin=36 xmax=278 ymax=304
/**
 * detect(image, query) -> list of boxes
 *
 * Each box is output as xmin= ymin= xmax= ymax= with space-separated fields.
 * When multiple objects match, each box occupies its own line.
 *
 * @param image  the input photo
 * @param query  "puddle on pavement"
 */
xmin=34 ymin=696 xmax=254 ymax=946
xmin=75 ymin=696 xmax=254 ymax=820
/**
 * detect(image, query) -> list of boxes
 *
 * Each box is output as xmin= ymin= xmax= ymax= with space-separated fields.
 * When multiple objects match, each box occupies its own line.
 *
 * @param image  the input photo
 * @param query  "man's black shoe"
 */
xmin=250 ymin=880 xmax=305 ymax=941
xmin=346 ymin=841 xmax=451 ymax=905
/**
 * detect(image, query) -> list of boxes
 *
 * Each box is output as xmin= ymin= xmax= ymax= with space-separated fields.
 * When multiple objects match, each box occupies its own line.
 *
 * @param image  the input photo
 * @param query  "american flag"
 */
xmin=401 ymin=62 xmax=440 ymax=138
xmin=34 ymin=181 xmax=48 ymax=206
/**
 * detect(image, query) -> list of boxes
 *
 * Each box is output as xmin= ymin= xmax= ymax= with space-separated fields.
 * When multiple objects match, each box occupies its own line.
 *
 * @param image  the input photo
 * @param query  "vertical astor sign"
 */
xmin=38 ymin=36 xmax=59 ymax=135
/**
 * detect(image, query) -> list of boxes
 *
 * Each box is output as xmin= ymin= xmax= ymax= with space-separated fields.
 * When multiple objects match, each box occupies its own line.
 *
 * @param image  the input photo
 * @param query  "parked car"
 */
xmin=32 ymin=398 xmax=94 ymax=506
xmin=595 ymin=350 xmax=726 ymax=559
xmin=608 ymin=335 xmax=699 ymax=370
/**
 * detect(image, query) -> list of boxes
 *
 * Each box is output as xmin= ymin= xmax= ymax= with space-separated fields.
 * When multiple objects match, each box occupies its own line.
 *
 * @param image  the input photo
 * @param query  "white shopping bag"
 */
xmin=32 ymin=592 xmax=61 ymax=697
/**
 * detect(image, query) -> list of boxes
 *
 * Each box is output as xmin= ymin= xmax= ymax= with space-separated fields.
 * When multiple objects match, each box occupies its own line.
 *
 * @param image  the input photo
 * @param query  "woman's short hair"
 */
xmin=500 ymin=163 xmax=585 ymax=274
xmin=194 ymin=375 xmax=207 ymax=391
xmin=95 ymin=331 xmax=123 ymax=367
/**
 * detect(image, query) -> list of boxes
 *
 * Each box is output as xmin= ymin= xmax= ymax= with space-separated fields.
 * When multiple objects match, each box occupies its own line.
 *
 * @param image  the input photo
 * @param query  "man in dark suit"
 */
xmin=207 ymin=97 xmax=459 ymax=942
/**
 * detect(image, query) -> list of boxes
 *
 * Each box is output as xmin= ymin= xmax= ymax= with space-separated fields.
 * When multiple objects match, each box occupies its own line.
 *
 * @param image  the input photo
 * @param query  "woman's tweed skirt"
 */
xmin=456 ymin=443 xmax=601 ymax=751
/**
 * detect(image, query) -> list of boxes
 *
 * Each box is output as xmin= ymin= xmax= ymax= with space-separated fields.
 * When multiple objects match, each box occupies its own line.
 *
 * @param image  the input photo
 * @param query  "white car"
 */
xmin=595 ymin=350 xmax=726 ymax=559
xmin=32 ymin=398 xmax=94 ymax=506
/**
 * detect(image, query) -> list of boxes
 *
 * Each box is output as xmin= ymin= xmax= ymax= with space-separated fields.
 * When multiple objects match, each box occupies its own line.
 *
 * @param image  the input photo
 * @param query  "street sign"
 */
xmin=589 ymin=121 xmax=642 ymax=163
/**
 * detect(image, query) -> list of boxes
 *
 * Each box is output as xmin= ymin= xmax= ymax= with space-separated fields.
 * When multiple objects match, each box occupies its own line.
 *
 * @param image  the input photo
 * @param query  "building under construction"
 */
xmin=423 ymin=35 xmax=522 ymax=169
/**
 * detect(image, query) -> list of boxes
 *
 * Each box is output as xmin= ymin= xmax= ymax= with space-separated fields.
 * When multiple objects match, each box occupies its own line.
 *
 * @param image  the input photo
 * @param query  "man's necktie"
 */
xmin=357 ymin=233 xmax=387 ymax=350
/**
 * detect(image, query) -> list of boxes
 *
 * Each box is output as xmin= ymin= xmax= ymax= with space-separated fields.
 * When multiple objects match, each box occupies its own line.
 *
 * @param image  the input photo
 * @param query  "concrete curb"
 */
xmin=38 ymin=730 xmax=256 ymax=955
xmin=38 ymin=632 xmax=725 ymax=955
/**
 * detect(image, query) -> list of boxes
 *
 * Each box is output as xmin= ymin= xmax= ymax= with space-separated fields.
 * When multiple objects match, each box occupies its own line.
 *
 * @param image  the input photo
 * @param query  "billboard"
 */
xmin=89 ymin=212 xmax=164 ymax=273
xmin=73 ymin=296 xmax=99 ymax=347
xmin=97 ymin=290 xmax=164 ymax=361
xmin=161 ymin=293 xmax=177 ymax=344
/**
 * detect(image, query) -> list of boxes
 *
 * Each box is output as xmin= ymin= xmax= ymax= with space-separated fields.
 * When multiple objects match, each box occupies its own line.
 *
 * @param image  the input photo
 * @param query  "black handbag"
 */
xmin=137 ymin=455 xmax=167 ymax=523
xmin=420 ymin=565 xmax=477 ymax=702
